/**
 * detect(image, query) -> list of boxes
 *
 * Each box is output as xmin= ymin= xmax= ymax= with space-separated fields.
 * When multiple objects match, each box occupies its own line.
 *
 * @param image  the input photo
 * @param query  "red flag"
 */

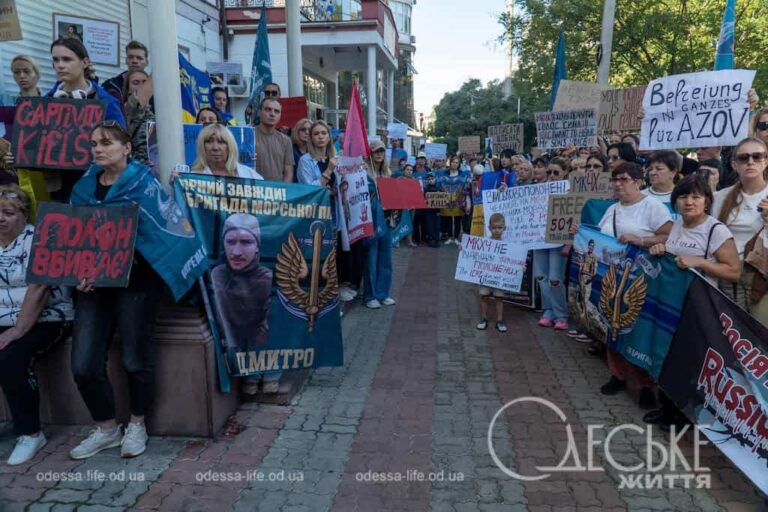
xmin=342 ymin=81 xmax=370 ymax=158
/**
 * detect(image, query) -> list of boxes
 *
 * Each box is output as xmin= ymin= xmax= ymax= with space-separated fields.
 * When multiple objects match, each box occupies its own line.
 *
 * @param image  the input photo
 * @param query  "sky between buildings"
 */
xmin=411 ymin=0 xmax=509 ymax=115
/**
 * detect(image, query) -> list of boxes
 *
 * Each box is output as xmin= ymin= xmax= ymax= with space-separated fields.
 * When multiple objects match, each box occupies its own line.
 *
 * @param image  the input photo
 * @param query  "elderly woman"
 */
xmin=0 ymin=185 xmax=73 ymax=465
xmin=191 ymin=124 xmax=263 ymax=179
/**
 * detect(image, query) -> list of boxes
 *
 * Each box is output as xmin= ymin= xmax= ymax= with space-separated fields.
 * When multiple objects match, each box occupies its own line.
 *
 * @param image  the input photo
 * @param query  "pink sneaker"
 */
xmin=538 ymin=317 xmax=553 ymax=327
xmin=553 ymin=320 xmax=568 ymax=331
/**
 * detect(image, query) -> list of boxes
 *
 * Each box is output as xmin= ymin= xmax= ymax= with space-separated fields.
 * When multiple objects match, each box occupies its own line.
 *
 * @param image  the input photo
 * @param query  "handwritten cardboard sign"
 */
xmin=12 ymin=97 xmax=105 ymax=171
xmin=482 ymin=180 xmax=570 ymax=250
xmin=27 ymin=202 xmax=139 ymax=287
xmin=553 ymin=80 xmax=613 ymax=111
xmin=424 ymin=142 xmax=447 ymax=160
xmin=567 ymin=171 xmax=613 ymax=198
xmin=426 ymin=192 xmax=451 ymax=209
xmin=640 ymin=70 xmax=756 ymax=150
xmin=458 ymin=136 xmax=481 ymax=154
xmin=545 ymin=194 xmax=590 ymax=243
xmin=0 ymin=0 xmax=22 ymax=41
xmin=487 ymin=124 xmax=524 ymax=154
xmin=454 ymin=234 xmax=527 ymax=292
xmin=377 ymin=177 xmax=428 ymax=210
xmin=598 ymin=86 xmax=646 ymax=133
xmin=535 ymin=109 xmax=597 ymax=150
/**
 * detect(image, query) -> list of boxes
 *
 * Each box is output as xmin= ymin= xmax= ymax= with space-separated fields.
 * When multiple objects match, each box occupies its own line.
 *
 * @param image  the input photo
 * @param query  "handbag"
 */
xmin=743 ymin=228 xmax=768 ymax=303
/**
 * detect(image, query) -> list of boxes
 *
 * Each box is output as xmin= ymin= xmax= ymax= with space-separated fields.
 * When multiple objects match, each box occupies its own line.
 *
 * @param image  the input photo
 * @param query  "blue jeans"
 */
xmin=533 ymin=247 xmax=568 ymax=321
xmin=363 ymin=229 xmax=393 ymax=302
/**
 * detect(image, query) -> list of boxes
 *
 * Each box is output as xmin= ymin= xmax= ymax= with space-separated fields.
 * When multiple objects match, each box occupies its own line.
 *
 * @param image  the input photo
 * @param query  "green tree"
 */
xmin=431 ymin=79 xmax=535 ymax=155
xmin=498 ymin=0 xmax=768 ymax=120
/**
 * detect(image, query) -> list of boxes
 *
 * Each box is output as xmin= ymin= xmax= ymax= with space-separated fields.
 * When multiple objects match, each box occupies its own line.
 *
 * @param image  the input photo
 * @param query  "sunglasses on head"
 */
xmin=734 ymin=152 xmax=768 ymax=164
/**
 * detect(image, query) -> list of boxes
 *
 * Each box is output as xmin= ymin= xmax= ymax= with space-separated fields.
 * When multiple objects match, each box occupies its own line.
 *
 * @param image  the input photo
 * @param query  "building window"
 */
xmin=390 ymin=1 xmax=411 ymax=35
xmin=303 ymin=74 xmax=327 ymax=106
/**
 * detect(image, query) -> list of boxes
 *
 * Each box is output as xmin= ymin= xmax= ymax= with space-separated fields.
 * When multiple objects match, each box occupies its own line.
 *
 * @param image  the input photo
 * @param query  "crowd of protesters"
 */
xmin=2 ymin=29 xmax=768 ymax=475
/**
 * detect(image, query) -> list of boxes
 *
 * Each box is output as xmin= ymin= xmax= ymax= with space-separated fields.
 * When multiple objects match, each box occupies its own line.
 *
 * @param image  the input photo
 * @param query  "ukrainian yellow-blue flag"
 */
xmin=179 ymin=52 xmax=213 ymax=123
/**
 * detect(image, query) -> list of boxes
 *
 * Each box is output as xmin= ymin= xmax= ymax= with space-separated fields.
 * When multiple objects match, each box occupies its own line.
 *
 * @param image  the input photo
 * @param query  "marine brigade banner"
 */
xmin=26 ymin=202 xmax=139 ymax=287
xmin=175 ymin=175 xmax=344 ymax=378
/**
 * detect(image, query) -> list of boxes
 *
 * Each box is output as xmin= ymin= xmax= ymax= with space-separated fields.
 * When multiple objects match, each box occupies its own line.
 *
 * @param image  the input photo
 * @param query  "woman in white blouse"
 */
xmin=711 ymin=137 xmax=768 ymax=311
xmin=297 ymin=120 xmax=337 ymax=187
xmin=191 ymin=124 xmax=263 ymax=180
xmin=597 ymin=162 xmax=673 ymax=409
xmin=645 ymin=174 xmax=739 ymax=429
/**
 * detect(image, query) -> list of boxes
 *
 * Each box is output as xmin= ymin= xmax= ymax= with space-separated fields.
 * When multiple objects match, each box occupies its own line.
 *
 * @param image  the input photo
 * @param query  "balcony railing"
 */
xmin=224 ymin=0 xmax=286 ymax=7
xmin=300 ymin=0 xmax=363 ymax=22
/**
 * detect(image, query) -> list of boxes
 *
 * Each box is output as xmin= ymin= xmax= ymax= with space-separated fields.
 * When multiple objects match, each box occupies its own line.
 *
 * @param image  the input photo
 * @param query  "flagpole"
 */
xmin=597 ymin=0 xmax=616 ymax=85
xmin=148 ymin=0 xmax=184 ymax=189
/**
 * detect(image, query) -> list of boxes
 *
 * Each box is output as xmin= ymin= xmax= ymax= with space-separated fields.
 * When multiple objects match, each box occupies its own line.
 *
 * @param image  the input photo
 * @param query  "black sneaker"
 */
xmin=476 ymin=318 xmax=488 ymax=330
xmin=495 ymin=321 xmax=508 ymax=333
xmin=638 ymin=387 xmax=656 ymax=410
xmin=600 ymin=376 xmax=627 ymax=395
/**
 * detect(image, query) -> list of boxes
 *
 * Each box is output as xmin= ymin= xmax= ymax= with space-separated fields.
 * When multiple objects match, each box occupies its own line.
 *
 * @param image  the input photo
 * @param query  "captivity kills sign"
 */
xmin=27 ymin=202 xmax=139 ymax=287
xmin=640 ymin=70 xmax=755 ymax=150
xmin=12 ymin=97 xmax=105 ymax=170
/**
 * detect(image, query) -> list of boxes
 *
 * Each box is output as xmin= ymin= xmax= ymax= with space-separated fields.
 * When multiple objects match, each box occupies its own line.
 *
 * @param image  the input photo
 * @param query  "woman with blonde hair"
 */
xmin=291 ymin=118 xmax=312 ymax=181
xmin=11 ymin=55 xmax=41 ymax=98
xmin=297 ymin=120 xmax=336 ymax=186
xmin=191 ymin=124 xmax=263 ymax=179
xmin=712 ymin=137 xmax=768 ymax=314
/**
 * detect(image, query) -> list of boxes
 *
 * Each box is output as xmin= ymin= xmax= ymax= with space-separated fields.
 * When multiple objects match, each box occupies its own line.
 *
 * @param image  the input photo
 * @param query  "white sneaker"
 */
xmin=381 ymin=297 xmax=396 ymax=306
xmin=69 ymin=427 xmax=122 ymax=460
xmin=443 ymin=239 xmax=453 ymax=245
xmin=7 ymin=433 xmax=46 ymax=465
xmin=366 ymin=299 xmax=381 ymax=309
xmin=339 ymin=287 xmax=356 ymax=302
xmin=121 ymin=423 xmax=148 ymax=458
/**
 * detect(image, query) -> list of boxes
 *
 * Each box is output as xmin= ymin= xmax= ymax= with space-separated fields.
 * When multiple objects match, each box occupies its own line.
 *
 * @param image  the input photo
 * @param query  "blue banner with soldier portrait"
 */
xmin=569 ymin=226 xmax=693 ymax=379
xmin=174 ymin=175 xmax=343 ymax=378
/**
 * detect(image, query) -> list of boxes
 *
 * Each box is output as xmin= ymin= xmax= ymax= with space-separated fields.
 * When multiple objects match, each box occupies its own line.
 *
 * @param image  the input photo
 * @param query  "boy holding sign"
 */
xmin=477 ymin=213 xmax=509 ymax=333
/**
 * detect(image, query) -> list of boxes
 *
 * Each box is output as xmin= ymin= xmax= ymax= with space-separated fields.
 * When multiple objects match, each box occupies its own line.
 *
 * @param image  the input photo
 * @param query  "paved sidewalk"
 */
xmin=0 ymin=246 xmax=766 ymax=511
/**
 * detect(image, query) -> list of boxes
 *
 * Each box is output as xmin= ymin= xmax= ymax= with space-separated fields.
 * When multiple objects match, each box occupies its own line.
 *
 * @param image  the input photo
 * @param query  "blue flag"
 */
xmin=714 ymin=0 xmax=735 ymax=70
xmin=550 ymin=31 xmax=567 ymax=109
xmin=248 ymin=4 xmax=273 ymax=109
xmin=179 ymin=52 xmax=213 ymax=123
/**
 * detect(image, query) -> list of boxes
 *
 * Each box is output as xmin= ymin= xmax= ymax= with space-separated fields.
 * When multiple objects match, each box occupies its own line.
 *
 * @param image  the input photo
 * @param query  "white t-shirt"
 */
xmin=195 ymin=164 xmax=264 ymax=180
xmin=0 ymin=225 xmax=74 ymax=326
xmin=642 ymin=187 xmax=672 ymax=204
xmin=599 ymin=195 xmax=672 ymax=238
xmin=712 ymin=184 xmax=768 ymax=257
xmin=665 ymin=216 xmax=732 ymax=258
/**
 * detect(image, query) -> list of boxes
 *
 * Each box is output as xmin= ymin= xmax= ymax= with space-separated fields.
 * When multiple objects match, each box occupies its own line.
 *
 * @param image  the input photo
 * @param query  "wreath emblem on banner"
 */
xmin=599 ymin=260 xmax=647 ymax=342
xmin=275 ymin=226 xmax=338 ymax=332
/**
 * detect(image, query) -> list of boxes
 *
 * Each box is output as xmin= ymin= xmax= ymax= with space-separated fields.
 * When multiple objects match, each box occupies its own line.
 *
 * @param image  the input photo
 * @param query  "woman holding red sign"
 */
xmin=0 ymin=185 xmax=73 ymax=466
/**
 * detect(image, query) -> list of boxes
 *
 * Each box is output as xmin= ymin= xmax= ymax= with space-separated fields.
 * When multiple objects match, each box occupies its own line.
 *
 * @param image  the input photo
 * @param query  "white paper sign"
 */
xmin=535 ymin=109 xmax=597 ymax=150
xmin=454 ymin=234 xmax=527 ymax=292
xmin=53 ymin=14 xmax=120 ymax=66
xmin=482 ymin=181 xmax=570 ymax=250
xmin=387 ymin=122 xmax=408 ymax=140
xmin=424 ymin=142 xmax=447 ymax=160
xmin=335 ymin=156 xmax=374 ymax=249
xmin=640 ymin=70 xmax=756 ymax=150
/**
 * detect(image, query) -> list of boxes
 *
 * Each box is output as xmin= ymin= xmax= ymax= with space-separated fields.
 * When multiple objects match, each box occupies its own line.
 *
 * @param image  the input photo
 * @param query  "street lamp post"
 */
xmin=597 ymin=0 xmax=616 ymax=85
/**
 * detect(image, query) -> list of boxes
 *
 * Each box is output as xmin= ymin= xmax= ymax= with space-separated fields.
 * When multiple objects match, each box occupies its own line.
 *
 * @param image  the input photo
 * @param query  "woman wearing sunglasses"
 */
xmin=291 ymin=118 xmax=312 ymax=183
xmin=584 ymin=154 xmax=608 ymax=174
xmin=534 ymin=157 xmax=571 ymax=331
xmin=750 ymin=108 xmax=768 ymax=146
xmin=712 ymin=137 xmax=768 ymax=318
xmin=597 ymin=162 xmax=672 ymax=408
xmin=606 ymin=142 xmax=636 ymax=172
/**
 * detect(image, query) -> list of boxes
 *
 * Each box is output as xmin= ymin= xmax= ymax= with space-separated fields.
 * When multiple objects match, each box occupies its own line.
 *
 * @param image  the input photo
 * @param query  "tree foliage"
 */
xmin=497 ymin=0 xmax=768 ymax=122
xmin=430 ymin=79 xmax=536 ymax=155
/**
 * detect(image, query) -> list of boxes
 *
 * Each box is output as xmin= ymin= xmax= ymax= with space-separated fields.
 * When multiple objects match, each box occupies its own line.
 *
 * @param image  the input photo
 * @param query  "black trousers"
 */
xmin=338 ymin=236 xmax=365 ymax=289
xmin=0 ymin=322 xmax=68 ymax=435
xmin=71 ymin=276 xmax=163 ymax=422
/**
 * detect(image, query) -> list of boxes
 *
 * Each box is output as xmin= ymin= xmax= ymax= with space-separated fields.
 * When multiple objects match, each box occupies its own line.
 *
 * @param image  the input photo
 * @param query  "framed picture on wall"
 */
xmin=53 ymin=13 xmax=120 ymax=66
